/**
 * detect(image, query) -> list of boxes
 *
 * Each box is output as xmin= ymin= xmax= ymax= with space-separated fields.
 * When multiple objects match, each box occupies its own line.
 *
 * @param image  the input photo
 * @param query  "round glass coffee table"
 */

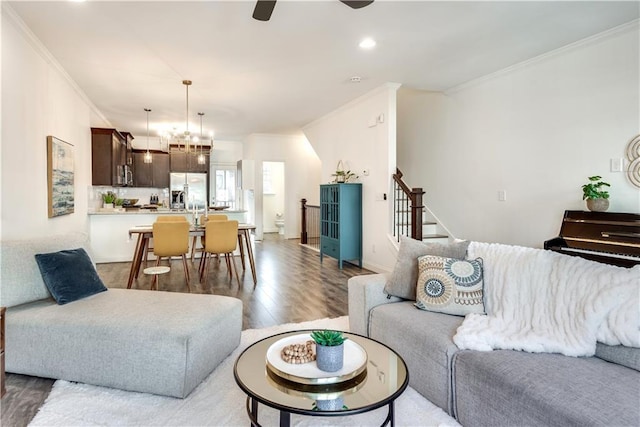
xmin=233 ymin=330 xmax=409 ymax=427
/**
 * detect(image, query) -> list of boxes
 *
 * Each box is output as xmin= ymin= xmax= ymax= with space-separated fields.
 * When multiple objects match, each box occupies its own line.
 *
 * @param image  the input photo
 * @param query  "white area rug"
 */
xmin=30 ymin=317 xmax=459 ymax=426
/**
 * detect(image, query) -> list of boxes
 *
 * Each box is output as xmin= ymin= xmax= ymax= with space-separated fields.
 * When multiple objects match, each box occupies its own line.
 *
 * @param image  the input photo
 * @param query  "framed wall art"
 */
xmin=47 ymin=135 xmax=75 ymax=217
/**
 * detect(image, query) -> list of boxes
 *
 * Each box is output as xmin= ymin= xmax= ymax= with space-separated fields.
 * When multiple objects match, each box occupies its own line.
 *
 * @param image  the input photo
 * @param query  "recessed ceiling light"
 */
xmin=350 ymin=76 xmax=362 ymax=83
xmin=359 ymin=38 xmax=376 ymax=49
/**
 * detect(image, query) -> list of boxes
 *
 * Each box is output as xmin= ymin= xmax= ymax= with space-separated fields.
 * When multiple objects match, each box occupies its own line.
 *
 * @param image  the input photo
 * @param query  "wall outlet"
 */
xmin=498 ymin=190 xmax=507 ymax=201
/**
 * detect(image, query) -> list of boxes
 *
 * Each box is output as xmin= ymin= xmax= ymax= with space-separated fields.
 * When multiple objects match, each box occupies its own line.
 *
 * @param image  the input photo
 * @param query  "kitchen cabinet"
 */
xmin=91 ymin=128 xmax=131 ymax=186
xmin=170 ymin=150 xmax=209 ymax=173
xmin=133 ymin=151 xmax=170 ymax=188
xmin=320 ymin=183 xmax=362 ymax=269
xmin=121 ymin=132 xmax=134 ymax=167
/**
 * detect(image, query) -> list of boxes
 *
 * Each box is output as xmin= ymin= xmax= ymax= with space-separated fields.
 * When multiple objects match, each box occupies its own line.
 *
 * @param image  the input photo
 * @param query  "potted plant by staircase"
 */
xmin=582 ymin=175 xmax=610 ymax=212
xmin=311 ymin=330 xmax=347 ymax=372
xmin=331 ymin=160 xmax=358 ymax=183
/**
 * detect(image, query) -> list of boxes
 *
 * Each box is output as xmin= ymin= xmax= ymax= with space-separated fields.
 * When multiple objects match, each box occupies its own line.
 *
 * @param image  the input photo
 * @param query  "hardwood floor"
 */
xmin=1 ymin=233 xmax=372 ymax=427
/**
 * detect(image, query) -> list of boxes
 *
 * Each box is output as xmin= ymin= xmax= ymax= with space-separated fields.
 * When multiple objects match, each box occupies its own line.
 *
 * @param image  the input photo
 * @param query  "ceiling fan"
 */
xmin=252 ymin=0 xmax=374 ymax=22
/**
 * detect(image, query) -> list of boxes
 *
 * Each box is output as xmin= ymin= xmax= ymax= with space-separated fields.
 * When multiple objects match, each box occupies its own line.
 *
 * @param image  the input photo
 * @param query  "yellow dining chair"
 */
xmin=191 ymin=214 xmax=228 ymax=262
xmin=200 ymin=220 xmax=240 ymax=286
xmin=157 ymin=215 xmax=188 ymax=222
xmin=152 ymin=221 xmax=191 ymax=292
xmin=145 ymin=215 xmax=188 ymax=266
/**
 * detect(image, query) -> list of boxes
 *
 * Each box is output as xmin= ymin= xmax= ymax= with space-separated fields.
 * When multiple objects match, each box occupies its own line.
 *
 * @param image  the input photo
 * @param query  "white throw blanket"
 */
xmin=453 ymin=242 xmax=640 ymax=357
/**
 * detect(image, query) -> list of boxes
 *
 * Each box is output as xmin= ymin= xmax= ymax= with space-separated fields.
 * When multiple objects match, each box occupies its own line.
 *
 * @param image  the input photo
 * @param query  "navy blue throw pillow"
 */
xmin=35 ymin=248 xmax=107 ymax=305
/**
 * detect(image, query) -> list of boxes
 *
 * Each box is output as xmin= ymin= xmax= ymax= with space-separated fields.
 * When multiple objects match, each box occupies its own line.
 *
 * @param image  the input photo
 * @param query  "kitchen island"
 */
xmin=88 ymin=209 xmax=247 ymax=263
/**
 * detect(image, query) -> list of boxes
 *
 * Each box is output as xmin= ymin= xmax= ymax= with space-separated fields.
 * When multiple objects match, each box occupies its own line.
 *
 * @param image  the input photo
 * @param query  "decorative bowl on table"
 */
xmin=210 ymin=206 xmax=230 ymax=211
xmin=265 ymin=333 xmax=367 ymax=386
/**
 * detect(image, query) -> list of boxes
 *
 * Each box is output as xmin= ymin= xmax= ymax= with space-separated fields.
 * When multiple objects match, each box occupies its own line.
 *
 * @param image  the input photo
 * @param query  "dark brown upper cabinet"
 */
xmin=91 ymin=128 xmax=131 ymax=186
xmin=133 ymin=151 xmax=170 ymax=188
xmin=169 ymin=148 xmax=209 ymax=173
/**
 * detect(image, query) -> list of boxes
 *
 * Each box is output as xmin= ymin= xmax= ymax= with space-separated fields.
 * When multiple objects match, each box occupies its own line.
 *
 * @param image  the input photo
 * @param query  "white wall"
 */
xmin=303 ymin=83 xmax=401 ymax=273
xmin=244 ymin=134 xmax=321 ymax=240
xmin=262 ymin=161 xmax=285 ymax=233
xmin=1 ymin=7 xmax=110 ymax=240
xmin=398 ymin=22 xmax=640 ymax=249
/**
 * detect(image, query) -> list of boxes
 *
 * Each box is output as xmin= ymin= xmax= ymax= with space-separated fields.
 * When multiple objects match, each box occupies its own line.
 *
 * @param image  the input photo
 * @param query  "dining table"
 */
xmin=127 ymin=223 xmax=257 ymax=288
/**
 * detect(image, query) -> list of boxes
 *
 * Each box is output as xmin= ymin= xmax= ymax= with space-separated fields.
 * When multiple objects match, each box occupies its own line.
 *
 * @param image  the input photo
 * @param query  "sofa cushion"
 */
xmin=452 ymin=349 xmax=640 ymax=427
xmin=384 ymin=236 xmax=470 ymax=300
xmin=415 ymin=255 xmax=484 ymax=316
xmin=35 ymin=248 xmax=107 ymax=305
xmin=0 ymin=232 xmax=91 ymax=307
xmin=369 ymin=301 xmax=464 ymax=414
xmin=595 ymin=342 xmax=640 ymax=372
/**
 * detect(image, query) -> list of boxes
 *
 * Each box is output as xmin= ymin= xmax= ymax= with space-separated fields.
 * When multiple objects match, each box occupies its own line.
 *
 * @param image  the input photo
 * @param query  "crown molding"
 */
xmin=445 ymin=19 xmax=640 ymax=95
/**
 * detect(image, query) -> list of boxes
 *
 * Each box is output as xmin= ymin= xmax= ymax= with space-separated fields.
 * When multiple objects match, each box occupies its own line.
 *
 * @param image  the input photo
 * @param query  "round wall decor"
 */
xmin=626 ymin=134 xmax=640 ymax=188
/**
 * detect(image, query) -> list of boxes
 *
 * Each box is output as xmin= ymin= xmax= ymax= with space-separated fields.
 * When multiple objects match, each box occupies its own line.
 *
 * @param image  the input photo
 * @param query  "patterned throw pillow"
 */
xmin=415 ymin=255 xmax=485 ymax=316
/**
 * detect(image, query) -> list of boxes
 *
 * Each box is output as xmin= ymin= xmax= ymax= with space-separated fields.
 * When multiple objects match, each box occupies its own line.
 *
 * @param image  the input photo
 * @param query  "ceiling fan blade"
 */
xmin=253 ymin=1 xmax=277 ymax=21
xmin=339 ymin=0 xmax=374 ymax=9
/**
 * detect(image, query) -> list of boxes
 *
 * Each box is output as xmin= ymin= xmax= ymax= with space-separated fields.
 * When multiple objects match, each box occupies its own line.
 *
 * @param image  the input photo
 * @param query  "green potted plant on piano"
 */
xmin=582 ymin=175 xmax=610 ymax=212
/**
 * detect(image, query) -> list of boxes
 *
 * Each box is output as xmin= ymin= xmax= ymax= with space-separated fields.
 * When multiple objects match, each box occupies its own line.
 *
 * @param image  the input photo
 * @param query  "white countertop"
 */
xmin=88 ymin=208 xmax=249 ymax=263
xmin=88 ymin=209 xmax=246 ymax=215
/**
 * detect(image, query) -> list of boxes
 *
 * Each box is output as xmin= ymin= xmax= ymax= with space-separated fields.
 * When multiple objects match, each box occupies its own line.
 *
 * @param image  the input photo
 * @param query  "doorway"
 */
xmin=262 ymin=161 xmax=285 ymax=236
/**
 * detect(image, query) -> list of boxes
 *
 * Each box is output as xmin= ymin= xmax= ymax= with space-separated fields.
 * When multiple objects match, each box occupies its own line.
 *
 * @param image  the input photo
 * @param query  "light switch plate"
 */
xmin=610 ymin=158 xmax=624 ymax=172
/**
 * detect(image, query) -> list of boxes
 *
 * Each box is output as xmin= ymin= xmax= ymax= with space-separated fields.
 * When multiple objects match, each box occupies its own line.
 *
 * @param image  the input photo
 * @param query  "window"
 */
xmin=263 ymin=163 xmax=274 ymax=194
xmin=212 ymin=164 xmax=236 ymax=208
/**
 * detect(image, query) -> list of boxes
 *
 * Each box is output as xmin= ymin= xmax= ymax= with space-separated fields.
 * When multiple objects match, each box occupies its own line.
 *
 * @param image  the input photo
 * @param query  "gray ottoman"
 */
xmin=6 ymin=289 xmax=242 ymax=398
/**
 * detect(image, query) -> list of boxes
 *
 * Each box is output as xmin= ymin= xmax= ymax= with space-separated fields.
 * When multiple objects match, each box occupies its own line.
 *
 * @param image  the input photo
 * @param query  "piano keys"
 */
xmin=544 ymin=210 xmax=640 ymax=268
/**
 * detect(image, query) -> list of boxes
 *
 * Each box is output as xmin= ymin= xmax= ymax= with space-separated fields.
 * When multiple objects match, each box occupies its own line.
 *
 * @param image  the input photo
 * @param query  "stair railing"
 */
xmin=392 ymin=168 xmax=425 ymax=241
xmin=300 ymin=198 xmax=320 ymax=250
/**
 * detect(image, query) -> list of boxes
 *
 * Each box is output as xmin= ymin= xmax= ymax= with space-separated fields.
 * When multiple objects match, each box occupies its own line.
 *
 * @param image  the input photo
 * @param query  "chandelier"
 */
xmin=159 ymin=79 xmax=214 ymax=156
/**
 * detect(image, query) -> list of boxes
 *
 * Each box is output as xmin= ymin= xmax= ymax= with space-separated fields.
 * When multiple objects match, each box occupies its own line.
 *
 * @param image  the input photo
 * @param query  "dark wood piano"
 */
xmin=544 ymin=210 xmax=640 ymax=268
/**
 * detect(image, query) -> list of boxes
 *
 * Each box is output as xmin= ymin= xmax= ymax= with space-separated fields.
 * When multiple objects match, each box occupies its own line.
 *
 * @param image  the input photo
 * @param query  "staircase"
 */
xmin=392 ymin=168 xmax=450 ymax=244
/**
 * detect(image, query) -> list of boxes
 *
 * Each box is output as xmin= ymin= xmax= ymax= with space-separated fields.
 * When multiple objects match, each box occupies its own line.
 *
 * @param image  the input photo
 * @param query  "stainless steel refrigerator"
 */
xmin=170 ymin=173 xmax=208 ymax=210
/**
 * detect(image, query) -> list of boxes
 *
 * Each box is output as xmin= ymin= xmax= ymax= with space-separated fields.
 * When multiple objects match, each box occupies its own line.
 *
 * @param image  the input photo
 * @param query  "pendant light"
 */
xmin=197 ymin=112 xmax=207 ymax=165
xmin=143 ymin=108 xmax=152 ymax=164
xmin=183 ymin=79 xmax=192 ymax=153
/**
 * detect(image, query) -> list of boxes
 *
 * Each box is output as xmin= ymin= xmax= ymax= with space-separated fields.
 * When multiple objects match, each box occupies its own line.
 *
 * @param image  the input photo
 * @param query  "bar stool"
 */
xmin=143 ymin=265 xmax=170 ymax=290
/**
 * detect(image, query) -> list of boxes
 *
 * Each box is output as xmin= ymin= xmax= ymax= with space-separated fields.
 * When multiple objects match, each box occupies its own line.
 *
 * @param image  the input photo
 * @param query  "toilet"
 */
xmin=275 ymin=213 xmax=285 ymax=235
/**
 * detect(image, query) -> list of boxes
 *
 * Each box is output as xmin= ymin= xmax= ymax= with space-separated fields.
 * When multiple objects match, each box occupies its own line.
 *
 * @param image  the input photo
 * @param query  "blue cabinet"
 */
xmin=320 ymin=183 xmax=362 ymax=269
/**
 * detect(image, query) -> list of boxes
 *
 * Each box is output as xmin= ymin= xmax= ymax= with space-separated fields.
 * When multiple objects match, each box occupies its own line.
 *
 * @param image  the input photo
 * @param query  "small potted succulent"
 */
xmin=311 ymin=330 xmax=347 ymax=372
xmin=102 ymin=191 xmax=116 ymax=209
xmin=582 ymin=175 xmax=610 ymax=212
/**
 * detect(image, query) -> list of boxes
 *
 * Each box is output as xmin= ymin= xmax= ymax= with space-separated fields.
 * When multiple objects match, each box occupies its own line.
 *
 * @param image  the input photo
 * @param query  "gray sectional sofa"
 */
xmin=1 ymin=232 xmax=243 ymax=398
xmin=349 ymin=241 xmax=640 ymax=426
